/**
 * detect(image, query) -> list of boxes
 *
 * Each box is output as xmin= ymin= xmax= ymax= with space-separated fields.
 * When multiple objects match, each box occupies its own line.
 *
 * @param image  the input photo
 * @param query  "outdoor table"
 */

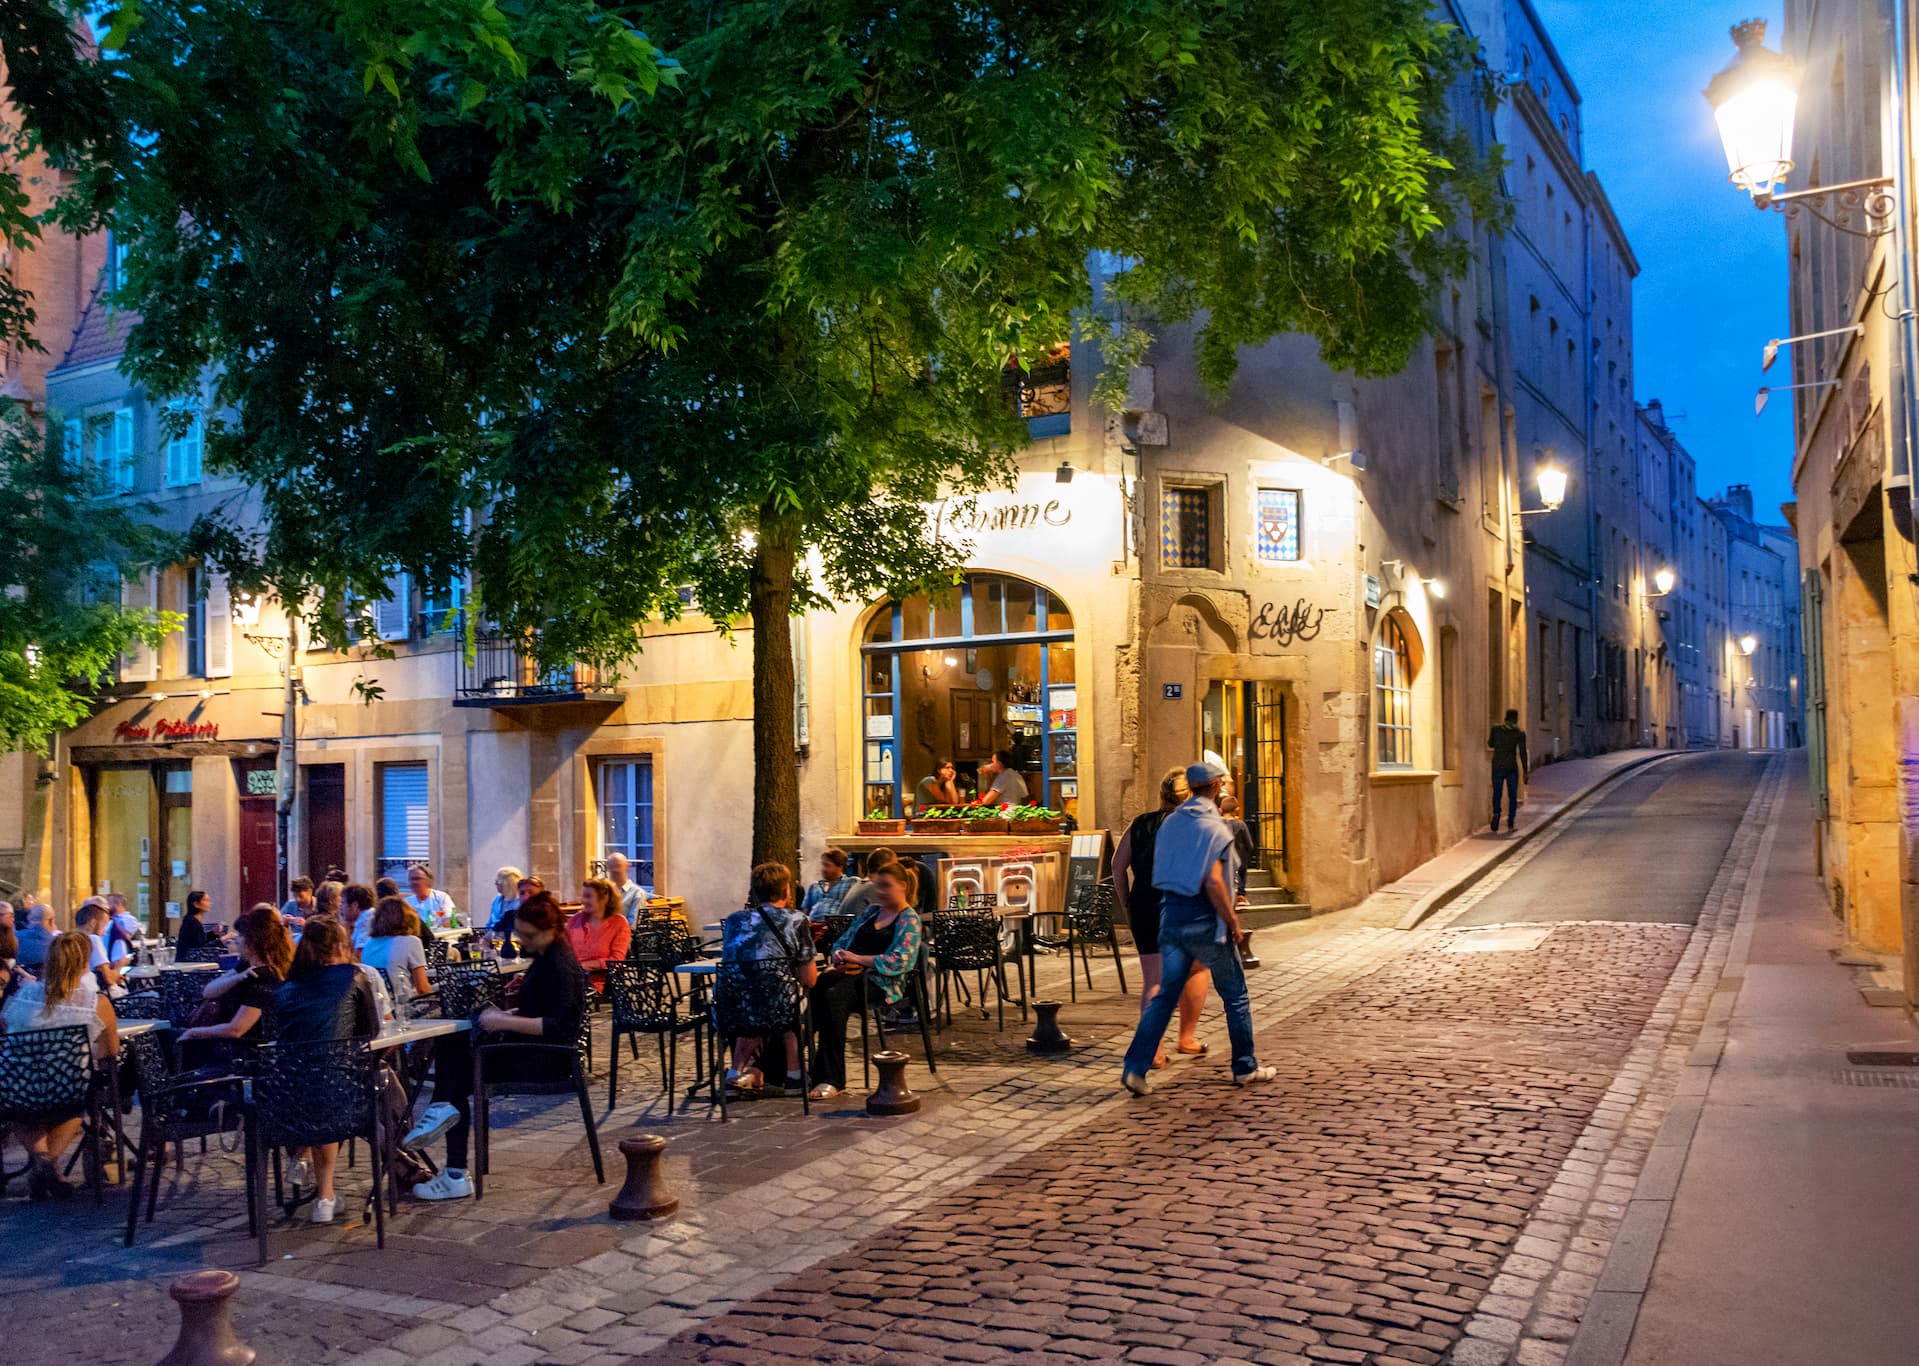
xmin=996 ymin=908 xmax=1040 ymax=1014
xmin=126 ymin=962 xmax=219 ymax=982
xmin=373 ymin=1017 xmax=471 ymax=1050
xmin=495 ymin=957 xmax=532 ymax=976
xmin=118 ymin=1019 xmax=172 ymax=1039
xmin=672 ymin=962 xmax=717 ymax=978
xmin=432 ymin=926 xmax=476 ymax=942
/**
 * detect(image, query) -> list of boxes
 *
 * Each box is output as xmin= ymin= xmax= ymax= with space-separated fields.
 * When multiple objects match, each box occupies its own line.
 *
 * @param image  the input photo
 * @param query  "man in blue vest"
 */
xmin=1120 ymin=759 xmax=1275 ymax=1095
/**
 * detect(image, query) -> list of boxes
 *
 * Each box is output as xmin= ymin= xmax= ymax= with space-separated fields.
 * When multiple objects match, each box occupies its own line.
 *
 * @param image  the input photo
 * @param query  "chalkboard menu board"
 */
xmin=1065 ymin=830 xmax=1110 ymax=911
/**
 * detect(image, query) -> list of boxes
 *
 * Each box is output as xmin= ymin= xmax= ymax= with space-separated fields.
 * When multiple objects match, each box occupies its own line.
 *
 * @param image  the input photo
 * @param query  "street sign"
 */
xmin=245 ymin=770 xmax=278 ymax=796
xmin=1162 ymin=683 xmax=1183 ymax=700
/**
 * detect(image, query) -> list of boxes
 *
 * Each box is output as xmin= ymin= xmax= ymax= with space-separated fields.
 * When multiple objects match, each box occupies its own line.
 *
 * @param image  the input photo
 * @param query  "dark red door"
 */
xmin=305 ymin=764 xmax=347 ymax=880
xmin=239 ymin=796 xmax=278 ymax=912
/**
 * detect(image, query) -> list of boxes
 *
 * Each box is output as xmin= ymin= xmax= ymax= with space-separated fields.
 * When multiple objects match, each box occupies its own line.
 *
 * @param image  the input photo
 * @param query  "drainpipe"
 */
xmin=1582 ymin=197 xmax=1602 ymax=756
xmin=790 ymin=613 xmax=810 ymax=759
xmin=1889 ymin=0 xmax=1919 ymax=535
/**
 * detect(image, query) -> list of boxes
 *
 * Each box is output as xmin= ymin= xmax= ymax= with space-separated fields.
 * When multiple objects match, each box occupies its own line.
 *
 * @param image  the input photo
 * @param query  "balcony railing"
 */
xmin=454 ymin=618 xmax=621 ymax=706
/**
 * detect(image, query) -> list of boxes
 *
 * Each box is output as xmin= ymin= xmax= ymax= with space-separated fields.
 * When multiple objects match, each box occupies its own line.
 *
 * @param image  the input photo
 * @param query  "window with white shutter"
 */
xmin=419 ymin=577 xmax=463 ymax=635
xmin=61 ymin=418 xmax=81 ymax=468
xmin=164 ymin=400 xmax=202 ymax=487
xmin=373 ymin=573 xmax=410 ymax=642
xmin=378 ymin=762 xmax=431 ymax=880
xmin=204 ymin=571 xmax=232 ymax=677
xmin=109 ymin=408 xmax=136 ymax=493
xmin=119 ymin=571 xmax=158 ymax=682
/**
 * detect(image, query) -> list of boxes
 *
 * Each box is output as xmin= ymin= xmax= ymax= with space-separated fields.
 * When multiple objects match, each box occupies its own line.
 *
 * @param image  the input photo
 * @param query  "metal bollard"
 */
xmin=1026 ymin=1000 xmax=1076 ymax=1054
xmin=1239 ymin=933 xmax=1261 ymax=969
xmin=157 ymin=1269 xmax=255 ymax=1366
xmin=866 ymin=1049 xmax=921 ymax=1115
xmin=609 ymin=1134 xmax=679 ymax=1221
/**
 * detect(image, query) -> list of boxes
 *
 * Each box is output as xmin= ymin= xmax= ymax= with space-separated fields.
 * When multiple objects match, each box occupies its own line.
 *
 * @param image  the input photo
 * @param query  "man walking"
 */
xmin=1121 ymin=759 xmax=1275 ymax=1095
xmin=1488 ymin=707 xmax=1530 ymax=833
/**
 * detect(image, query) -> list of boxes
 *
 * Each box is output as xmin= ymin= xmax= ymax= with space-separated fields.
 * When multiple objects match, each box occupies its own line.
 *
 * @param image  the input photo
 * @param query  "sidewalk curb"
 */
xmin=1392 ymin=751 xmax=1681 ymax=931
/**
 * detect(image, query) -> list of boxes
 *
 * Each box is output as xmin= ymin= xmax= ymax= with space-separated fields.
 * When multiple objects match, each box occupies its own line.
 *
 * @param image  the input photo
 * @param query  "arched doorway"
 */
xmin=859 ymin=573 xmax=1079 ymax=819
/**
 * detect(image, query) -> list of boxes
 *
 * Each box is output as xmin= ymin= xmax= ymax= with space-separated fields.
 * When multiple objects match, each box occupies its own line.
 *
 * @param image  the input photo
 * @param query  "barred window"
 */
xmin=1374 ymin=617 xmax=1415 ymax=768
xmin=1161 ymin=486 xmax=1214 ymax=569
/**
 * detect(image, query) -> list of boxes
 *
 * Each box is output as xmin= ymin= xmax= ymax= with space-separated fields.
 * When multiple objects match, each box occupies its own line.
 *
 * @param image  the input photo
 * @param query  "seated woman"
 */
xmin=273 ymin=916 xmax=382 ymax=1225
xmin=915 ymin=758 xmax=961 ymax=811
xmin=176 ymin=903 xmax=293 ymax=1065
xmin=807 ymin=863 xmax=922 ymax=1101
xmin=173 ymin=890 xmax=223 ymax=954
xmin=718 ymin=861 xmax=819 ymax=1093
xmin=1 ymin=930 xmax=120 ymax=1199
xmin=565 ymin=877 xmax=632 ymax=990
xmin=404 ymin=892 xmax=587 ymax=1203
xmin=485 ymin=866 xmax=525 ymax=936
xmin=361 ymin=896 xmax=432 ymax=1002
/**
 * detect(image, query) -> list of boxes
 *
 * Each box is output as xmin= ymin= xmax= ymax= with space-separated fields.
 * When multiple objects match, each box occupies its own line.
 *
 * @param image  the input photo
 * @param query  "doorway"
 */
xmin=305 ymin=763 xmax=347 ymax=879
xmin=1200 ymin=680 xmax=1291 ymax=887
xmin=239 ymin=796 xmax=277 ymax=912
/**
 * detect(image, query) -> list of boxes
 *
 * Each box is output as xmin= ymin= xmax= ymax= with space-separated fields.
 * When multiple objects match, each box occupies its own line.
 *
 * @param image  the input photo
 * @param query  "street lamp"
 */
xmin=1517 ymin=462 xmax=1568 ymax=517
xmin=1651 ymin=567 xmax=1677 ymax=597
xmin=1738 ymin=633 xmax=1758 ymax=656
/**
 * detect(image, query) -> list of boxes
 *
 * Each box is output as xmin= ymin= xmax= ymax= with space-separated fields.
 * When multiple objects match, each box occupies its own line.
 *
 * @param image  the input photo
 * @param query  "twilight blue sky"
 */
xmin=1531 ymin=0 xmax=1794 ymax=518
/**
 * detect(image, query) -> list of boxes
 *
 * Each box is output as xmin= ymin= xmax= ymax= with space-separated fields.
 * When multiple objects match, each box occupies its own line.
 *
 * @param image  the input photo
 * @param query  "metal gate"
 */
xmin=1251 ymin=683 xmax=1289 ymax=882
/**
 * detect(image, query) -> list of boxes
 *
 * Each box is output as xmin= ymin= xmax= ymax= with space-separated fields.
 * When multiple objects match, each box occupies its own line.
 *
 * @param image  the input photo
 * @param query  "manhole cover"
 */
xmin=1830 ymin=1070 xmax=1919 ymax=1088
xmin=1444 ymin=927 xmax=1553 ymax=954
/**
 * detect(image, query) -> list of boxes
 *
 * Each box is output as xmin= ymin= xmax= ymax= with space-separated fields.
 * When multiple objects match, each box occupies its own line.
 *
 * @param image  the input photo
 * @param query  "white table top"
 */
xmin=374 ymin=1017 xmax=471 ymax=1049
xmin=432 ymin=926 xmax=477 ymax=941
xmin=118 ymin=1019 xmax=172 ymax=1038
xmin=673 ymin=962 xmax=717 ymax=976
xmin=126 ymin=961 xmax=220 ymax=980
xmin=496 ymin=958 xmax=531 ymax=976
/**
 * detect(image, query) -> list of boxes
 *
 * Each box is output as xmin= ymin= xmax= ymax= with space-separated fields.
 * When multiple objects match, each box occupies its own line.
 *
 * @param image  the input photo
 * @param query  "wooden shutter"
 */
xmin=1802 ymin=569 xmax=1828 ymax=819
xmin=204 ymin=570 xmax=233 ymax=678
xmin=119 ymin=571 xmax=158 ymax=681
xmin=373 ymin=572 xmax=410 ymax=641
xmin=112 ymin=408 xmax=135 ymax=492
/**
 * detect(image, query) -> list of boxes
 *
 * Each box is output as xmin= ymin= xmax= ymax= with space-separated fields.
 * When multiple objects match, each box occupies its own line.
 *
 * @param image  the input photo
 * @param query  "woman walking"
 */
xmin=1111 ymin=769 xmax=1211 ymax=1067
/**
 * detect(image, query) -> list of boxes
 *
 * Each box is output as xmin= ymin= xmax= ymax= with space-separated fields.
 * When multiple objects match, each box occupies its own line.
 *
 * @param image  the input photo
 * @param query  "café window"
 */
xmin=860 ymin=572 xmax=1079 ymax=819
xmin=1374 ymin=614 xmax=1417 ymax=769
xmin=596 ymin=757 xmax=656 ymax=889
xmin=1161 ymin=484 xmax=1217 ymax=570
xmin=377 ymin=761 xmax=430 ymax=880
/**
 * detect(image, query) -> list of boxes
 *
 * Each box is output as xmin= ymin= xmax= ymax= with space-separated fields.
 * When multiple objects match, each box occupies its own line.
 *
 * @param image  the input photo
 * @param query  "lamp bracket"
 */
xmin=1757 ymin=176 xmax=1896 ymax=239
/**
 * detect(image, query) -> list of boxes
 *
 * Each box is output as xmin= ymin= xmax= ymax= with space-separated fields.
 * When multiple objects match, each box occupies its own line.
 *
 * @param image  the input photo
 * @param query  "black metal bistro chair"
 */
xmin=851 ymin=940 xmax=938 ymax=1088
xmin=158 ymin=969 xmax=212 ymax=1029
xmin=604 ymin=960 xmax=707 ymax=1109
xmin=710 ymin=957 xmax=812 ymax=1120
xmin=433 ymin=962 xmax=506 ymax=1021
xmin=121 ymin=1031 xmax=248 ymax=1247
xmin=471 ymin=1013 xmax=604 ymax=1200
xmin=0 ymin=1025 xmax=110 ymax=1202
xmin=175 ymin=944 xmax=226 ymax=965
xmin=247 ymin=1037 xmax=389 ymax=1263
xmin=926 ymin=908 xmax=1017 ymax=1031
xmin=112 ymin=989 xmax=169 ymax=1021
xmin=1031 ymin=881 xmax=1131 ymax=1001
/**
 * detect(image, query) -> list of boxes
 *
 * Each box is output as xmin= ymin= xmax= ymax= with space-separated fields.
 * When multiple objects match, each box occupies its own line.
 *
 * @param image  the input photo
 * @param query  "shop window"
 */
xmin=378 ymin=761 xmax=430 ymax=881
xmin=1161 ymin=485 xmax=1217 ymax=570
xmin=1254 ymin=488 xmax=1301 ymax=563
xmin=860 ymin=572 xmax=1078 ymax=819
xmin=1374 ymin=615 xmax=1416 ymax=769
xmin=596 ymin=757 xmax=656 ymax=889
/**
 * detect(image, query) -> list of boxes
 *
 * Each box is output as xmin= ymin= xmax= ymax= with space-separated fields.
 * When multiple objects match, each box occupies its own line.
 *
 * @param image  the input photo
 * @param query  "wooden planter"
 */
xmin=964 ymin=819 xmax=1010 ymax=835
xmin=910 ymin=818 xmax=964 ymax=835
xmin=857 ymin=819 xmax=907 ymax=836
xmin=1008 ymin=819 xmax=1062 ymax=835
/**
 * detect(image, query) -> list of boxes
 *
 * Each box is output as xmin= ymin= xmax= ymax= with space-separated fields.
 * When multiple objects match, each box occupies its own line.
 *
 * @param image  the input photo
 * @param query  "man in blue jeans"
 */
xmin=1121 ymin=760 xmax=1276 ymax=1095
xmin=1487 ymin=707 xmax=1530 ymax=833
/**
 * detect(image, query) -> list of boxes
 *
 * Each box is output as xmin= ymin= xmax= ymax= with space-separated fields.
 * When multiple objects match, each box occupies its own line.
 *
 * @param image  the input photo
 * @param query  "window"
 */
xmin=184 ymin=566 xmax=206 ymax=677
xmin=100 ymin=408 xmax=135 ymax=492
xmin=164 ymin=399 xmax=203 ymax=487
xmin=61 ymin=417 xmax=81 ymax=468
xmin=420 ymin=577 xmax=463 ymax=635
xmin=1374 ymin=616 xmax=1415 ymax=768
xmin=378 ymin=762 xmax=431 ymax=880
xmin=597 ymin=758 xmax=656 ymax=888
xmin=1254 ymin=488 xmax=1301 ymax=563
xmin=1003 ymin=342 xmax=1070 ymax=438
xmin=1161 ymin=485 xmax=1215 ymax=570
xmin=106 ymin=233 xmax=131 ymax=294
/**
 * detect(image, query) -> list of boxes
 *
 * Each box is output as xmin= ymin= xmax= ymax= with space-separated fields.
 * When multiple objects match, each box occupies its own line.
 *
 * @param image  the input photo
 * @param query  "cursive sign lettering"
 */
xmin=115 ymin=718 xmax=219 ymax=742
xmin=1251 ymin=598 xmax=1327 ymax=647
xmin=933 ymin=497 xmax=1072 ymax=539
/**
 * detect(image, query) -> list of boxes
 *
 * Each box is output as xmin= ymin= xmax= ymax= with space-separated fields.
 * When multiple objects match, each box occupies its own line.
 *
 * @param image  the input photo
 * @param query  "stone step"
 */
xmin=1241 ymin=901 xmax=1313 ymax=928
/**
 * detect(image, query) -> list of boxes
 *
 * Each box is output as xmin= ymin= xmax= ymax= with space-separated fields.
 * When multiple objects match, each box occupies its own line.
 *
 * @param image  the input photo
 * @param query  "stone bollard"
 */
xmin=1026 ymin=1000 xmax=1076 ymax=1054
xmin=1239 ymin=933 xmax=1261 ymax=969
xmin=866 ymin=1049 xmax=921 ymax=1115
xmin=157 ymin=1269 xmax=255 ymax=1366
xmin=609 ymin=1134 xmax=679 ymax=1221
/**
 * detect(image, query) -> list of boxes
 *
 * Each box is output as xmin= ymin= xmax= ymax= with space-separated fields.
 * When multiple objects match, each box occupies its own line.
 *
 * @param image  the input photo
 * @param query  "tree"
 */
xmin=8 ymin=0 xmax=1498 ymax=871
xmin=0 ymin=404 xmax=177 ymax=750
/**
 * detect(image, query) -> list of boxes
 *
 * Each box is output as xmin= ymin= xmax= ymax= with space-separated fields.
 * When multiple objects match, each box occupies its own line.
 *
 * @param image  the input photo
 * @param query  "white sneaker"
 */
xmin=310 ymin=1196 xmax=337 ymax=1224
xmin=287 ymin=1156 xmax=313 ymax=1188
xmin=404 ymin=1102 xmax=460 ymax=1148
xmin=412 ymin=1169 xmax=473 ymax=1202
xmin=1121 ymin=1071 xmax=1152 ymax=1096
xmin=1232 ymin=1066 xmax=1278 ymax=1086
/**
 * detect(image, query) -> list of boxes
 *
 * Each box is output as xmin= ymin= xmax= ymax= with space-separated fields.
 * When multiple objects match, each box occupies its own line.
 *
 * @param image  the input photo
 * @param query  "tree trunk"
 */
xmin=749 ymin=503 xmax=801 ymax=873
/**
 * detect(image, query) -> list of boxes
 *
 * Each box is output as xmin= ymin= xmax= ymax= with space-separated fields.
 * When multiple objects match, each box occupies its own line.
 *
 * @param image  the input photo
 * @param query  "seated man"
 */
xmin=718 ymin=861 xmax=818 ymax=1093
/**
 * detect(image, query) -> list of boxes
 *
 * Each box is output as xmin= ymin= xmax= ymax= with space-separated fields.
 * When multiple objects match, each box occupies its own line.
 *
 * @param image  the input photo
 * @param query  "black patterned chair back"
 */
xmin=947 ymin=891 xmax=998 ymax=911
xmin=605 ymin=961 xmax=681 ymax=1031
xmin=712 ymin=957 xmax=801 ymax=1039
xmin=113 ymin=990 xmax=168 ymax=1020
xmin=928 ymin=909 xmax=1001 ymax=972
xmin=161 ymin=970 xmax=210 ymax=1028
xmin=1070 ymin=881 xmax=1118 ymax=937
xmin=436 ymin=963 xmax=505 ymax=1020
xmin=177 ymin=944 xmax=225 ymax=964
xmin=251 ymin=1037 xmax=378 ymax=1148
xmin=821 ymin=912 xmax=855 ymax=948
xmin=625 ymin=923 xmax=673 ymax=963
xmin=424 ymin=934 xmax=451 ymax=977
xmin=0 ymin=1025 xmax=93 ymax=1123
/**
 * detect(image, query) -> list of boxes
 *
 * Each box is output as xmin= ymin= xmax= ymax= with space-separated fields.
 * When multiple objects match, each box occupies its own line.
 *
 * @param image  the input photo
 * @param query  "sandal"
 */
xmin=807 ymin=1083 xmax=840 ymax=1101
xmin=1152 ymin=1051 xmax=1170 ymax=1069
xmin=1176 ymin=1042 xmax=1209 ymax=1057
xmin=725 ymin=1068 xmax=763 ymax=1092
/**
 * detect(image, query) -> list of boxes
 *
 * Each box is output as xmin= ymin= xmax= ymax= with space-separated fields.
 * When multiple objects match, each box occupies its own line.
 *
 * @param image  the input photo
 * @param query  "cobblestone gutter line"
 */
xmin=328 ymin=925 xmax=1417 ymax=1366
xmin=1444 ymin=754 xmax=1786 ymax=1366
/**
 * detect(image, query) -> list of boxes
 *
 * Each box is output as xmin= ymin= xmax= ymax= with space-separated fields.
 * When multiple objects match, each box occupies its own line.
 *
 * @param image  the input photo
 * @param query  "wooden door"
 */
xmin=949 ymin=689 xmax=994 ymax=758
xmin=238 ymin=796 xmax=277 ymax=912
xmin=305 ymin=763 xmax=347 ymax=879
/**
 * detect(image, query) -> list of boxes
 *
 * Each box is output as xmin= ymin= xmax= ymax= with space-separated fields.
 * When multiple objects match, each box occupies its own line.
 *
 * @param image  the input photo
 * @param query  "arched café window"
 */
xmin=1374 ymin=614 xmax=1416 ymax=769
xmin=861 ymin=573 xmax=1079 ymax=819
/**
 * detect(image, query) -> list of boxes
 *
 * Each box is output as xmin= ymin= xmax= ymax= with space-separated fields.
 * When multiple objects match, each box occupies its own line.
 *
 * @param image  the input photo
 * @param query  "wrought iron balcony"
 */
xmin=454 ymin=619 xmax=621 ymax=707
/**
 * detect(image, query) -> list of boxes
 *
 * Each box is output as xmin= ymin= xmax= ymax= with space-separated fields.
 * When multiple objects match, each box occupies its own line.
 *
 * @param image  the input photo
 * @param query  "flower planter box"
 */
xmin=910 ymin=818 xmax=965 ymax=835
xmin=1008 ymin=819 xmax=1063 ymax=835
xmin=964 ymin=819 xmax=1010 ymax=835
xmin=857 ymin=819 xmax=907 ymax=836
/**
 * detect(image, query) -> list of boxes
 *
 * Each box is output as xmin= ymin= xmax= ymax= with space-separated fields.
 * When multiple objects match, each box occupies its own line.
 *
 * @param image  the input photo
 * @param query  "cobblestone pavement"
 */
xmin=7 ymin=751 xmax=1776 ymax=1366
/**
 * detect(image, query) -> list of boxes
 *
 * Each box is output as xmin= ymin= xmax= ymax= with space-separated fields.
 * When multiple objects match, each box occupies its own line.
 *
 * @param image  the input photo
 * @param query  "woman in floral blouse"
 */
xmin=807 ymin=863 xmax=922 ymax=1099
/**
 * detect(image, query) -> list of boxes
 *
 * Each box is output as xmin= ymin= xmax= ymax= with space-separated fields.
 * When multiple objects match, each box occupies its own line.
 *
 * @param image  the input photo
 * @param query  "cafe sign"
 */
xmin=115 ymin=718 xmax=219 ymax=742
xmin=931 ymin=496 xmax=1073 ymax=540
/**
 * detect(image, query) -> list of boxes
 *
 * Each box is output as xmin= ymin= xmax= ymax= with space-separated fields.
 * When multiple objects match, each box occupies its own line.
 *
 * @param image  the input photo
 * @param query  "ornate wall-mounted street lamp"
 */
xmin=1651 ymin=567 xmax=1678 ymax=597
xmin=1706 ymin=19 xmax=1894 ymax=237
xmin=1519 ymin=463 xmax=1569 ymax=516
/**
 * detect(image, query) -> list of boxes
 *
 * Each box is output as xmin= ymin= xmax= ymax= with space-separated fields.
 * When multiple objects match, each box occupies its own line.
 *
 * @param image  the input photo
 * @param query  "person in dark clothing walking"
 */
xmin=1488 ymin=708 xmax=1530 ymax=833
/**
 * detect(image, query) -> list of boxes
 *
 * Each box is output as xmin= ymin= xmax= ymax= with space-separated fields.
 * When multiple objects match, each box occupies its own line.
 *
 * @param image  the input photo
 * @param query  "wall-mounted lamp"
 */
xmin=1381 ymin=560 xmax=1445 ymax=600
xmin=1755 ymin=379 xmax=1841 ymax=415
xmin=1517 ymin=463 xmax=1569 ymax=516
xmin=1055 ymin=461 xmax=1075 ymax=485
xmin=231 ymin=593 xmax=261 ymax=629
xmin=1761 ymin=324 xmax=1863 ymax=372
xmin=1651 ymin=567 xmax=1677 ymax=597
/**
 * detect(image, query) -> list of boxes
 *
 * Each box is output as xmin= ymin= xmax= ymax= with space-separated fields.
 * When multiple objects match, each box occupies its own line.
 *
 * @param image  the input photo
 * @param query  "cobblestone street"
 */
xmin=8 ymin=752 xmax=1781 ymax=1366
